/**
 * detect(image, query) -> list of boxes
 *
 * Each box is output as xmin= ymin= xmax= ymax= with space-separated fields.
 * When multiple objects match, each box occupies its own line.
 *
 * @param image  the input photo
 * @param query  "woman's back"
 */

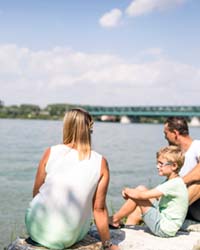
xmin=25 ymin=144 xmax=102 ymax=249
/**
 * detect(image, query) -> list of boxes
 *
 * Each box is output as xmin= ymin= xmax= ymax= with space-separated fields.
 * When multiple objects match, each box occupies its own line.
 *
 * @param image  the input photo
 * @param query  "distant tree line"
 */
xmin=0 ymin=101 xmax=91 ymax=120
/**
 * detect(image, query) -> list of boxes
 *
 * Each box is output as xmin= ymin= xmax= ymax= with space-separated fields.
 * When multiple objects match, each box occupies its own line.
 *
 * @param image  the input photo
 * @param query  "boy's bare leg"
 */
xmin=110 ymin=185 xmax=154 ymax=227
xmin=110 ymin=198 xmax=138 ymax=227
xmin=126 ymin=206 xmax=142 ymax=225
xmin=110 ymin=198 xmax=153 ymax=227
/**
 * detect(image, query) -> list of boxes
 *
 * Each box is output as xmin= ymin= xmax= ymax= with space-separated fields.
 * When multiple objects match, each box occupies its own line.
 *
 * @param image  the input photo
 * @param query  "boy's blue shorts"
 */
xmin=142 ymin=201 xmax=170 ymax=237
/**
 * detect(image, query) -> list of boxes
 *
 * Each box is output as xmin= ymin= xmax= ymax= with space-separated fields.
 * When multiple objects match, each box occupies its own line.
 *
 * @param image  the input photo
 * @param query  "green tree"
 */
xmin=45 ymin=103 xmax=76 ymax=116
xmin=18 ymin=104 xmax=41 ymax=118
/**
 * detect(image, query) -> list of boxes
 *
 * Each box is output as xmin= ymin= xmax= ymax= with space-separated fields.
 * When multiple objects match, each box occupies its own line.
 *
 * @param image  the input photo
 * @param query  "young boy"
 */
xmin=109 ymin=145 xmax=188 ymax=237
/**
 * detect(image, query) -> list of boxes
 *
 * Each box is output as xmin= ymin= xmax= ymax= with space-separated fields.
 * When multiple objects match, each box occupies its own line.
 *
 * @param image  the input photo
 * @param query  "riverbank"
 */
xmin=7 ymin=223 xmax=200 ymax=250
xmin=90 ymin=224 xmax=200 ymax=250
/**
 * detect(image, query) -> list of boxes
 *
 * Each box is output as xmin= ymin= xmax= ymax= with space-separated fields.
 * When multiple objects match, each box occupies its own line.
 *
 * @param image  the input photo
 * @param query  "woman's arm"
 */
xmin=32 ymin=147 xmax=50 ymax=197
xmin=92 ymin=157 xmax=118 ymax=250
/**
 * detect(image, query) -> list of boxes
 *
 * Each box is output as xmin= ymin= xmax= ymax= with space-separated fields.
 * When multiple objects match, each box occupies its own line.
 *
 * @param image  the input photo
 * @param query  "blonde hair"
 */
xmin=156 ymin=145 xmax=185 ymax=173
xmin=63 ymin=108 xmax=93 ymax=160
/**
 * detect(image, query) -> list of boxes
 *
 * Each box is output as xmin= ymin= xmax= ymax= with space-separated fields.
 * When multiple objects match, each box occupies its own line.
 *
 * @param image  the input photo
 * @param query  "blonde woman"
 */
xmin=25 ymin=108 xmax=118 ymax=250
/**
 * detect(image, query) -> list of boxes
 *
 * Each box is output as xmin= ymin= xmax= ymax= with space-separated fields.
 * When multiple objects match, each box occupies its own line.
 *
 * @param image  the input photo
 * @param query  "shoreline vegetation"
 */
xmin=0 ymin=101 xmax=200 ymax=124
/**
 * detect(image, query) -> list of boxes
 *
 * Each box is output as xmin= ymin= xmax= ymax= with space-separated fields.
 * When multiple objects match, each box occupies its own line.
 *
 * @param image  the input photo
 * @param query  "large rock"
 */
xmin=193 ymin=240 xmax=200 ymax=250
xmin=6 ymin=235 xmax=101 ymax=250
xmin=112 ymin=226 xmax=200 ymax=250
xmin=6 ymin=220 xmax=200 ymax=250
xmin=89 ymin=222 xmax=200 ymax=250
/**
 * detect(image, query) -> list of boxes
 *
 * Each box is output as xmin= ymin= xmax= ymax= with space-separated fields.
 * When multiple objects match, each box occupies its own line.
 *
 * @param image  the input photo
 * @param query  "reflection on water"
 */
xmin=0 ymin=119 xmax=199 ymax=247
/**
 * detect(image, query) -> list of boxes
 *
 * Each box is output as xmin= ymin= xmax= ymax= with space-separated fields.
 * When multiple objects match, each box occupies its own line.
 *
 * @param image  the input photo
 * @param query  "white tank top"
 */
xmin=26 ymin=144 xmax=102 ymax=249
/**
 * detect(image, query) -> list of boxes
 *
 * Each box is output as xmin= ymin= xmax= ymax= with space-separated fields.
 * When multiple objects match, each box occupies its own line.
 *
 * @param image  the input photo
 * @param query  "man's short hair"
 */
xmin=165 ymin=117 xmax=189 ymax=136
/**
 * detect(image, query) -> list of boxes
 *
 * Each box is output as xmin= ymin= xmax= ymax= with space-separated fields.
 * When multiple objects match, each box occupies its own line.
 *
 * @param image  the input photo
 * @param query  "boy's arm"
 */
xmin=123 ymin=187 xmax=163 ymax=200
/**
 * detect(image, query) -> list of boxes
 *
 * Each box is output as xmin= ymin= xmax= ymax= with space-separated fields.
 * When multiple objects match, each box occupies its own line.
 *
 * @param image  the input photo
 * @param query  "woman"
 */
xmin=25 ymin=108 xmax=118 ymax=250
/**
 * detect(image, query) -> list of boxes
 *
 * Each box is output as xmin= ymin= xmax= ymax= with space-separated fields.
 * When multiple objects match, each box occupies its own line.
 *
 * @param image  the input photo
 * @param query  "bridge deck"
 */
xmin=84 ymin=106 xmax=200 ymax=117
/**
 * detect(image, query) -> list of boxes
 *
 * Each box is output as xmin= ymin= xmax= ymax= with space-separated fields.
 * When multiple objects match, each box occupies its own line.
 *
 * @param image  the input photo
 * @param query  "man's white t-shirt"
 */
xmin=179 ymin=140 xmax=200 ymax=177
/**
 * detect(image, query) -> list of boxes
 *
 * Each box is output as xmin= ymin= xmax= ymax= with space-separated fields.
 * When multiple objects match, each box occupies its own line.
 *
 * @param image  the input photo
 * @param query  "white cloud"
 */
xmin=99 ymin=8 xmax=122 ymax=28
xmin=0 ymin=44 xmax=199 ymax=106
xmin=126 ymin=0 xmax=186 ymax=17
xmin=99 ymin=0 xmax=187 ymax=29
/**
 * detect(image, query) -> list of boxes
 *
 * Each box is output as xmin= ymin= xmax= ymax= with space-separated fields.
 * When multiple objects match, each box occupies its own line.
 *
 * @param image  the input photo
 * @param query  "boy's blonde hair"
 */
xmin=156 ymin=145 xmax=185 ymax=173
xmin=63 ymin=108 xmax=93 ymax=160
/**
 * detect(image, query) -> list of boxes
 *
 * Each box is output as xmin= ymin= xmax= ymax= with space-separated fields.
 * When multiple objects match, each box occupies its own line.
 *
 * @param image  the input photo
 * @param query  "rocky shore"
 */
xmin=7 ymin=221 xmax=200 ymax=250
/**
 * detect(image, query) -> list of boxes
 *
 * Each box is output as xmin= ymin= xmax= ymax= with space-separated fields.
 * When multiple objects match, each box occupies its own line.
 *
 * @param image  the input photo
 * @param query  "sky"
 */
xmin=0 ymin=0 xmax=200 ymax=107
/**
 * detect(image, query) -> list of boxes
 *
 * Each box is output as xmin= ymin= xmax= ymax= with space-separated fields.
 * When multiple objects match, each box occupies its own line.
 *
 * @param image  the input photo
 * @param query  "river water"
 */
xmin=0 ymin=119 xmax=199 ymax=248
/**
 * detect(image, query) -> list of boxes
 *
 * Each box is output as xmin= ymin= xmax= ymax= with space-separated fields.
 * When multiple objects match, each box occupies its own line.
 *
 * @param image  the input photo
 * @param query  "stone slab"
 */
xmin=113 ymin=226 xmax=200 ymax=250
xmin=89 ymin=223 xmax=200 ymax=250
xmin=6 ymin=235 xmax=101 ymax=250
xmin=6 ymin=220 xmax=200 ymax=250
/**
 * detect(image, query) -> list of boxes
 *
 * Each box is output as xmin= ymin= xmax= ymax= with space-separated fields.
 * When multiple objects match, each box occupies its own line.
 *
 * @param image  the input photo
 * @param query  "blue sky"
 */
xmin=0 ymin=0 xmax=200 ymax=107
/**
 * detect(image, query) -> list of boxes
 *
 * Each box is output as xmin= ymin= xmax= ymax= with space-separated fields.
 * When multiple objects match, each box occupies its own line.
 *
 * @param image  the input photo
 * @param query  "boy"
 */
xmin=109 ymin=146 xmax=188 ymax=237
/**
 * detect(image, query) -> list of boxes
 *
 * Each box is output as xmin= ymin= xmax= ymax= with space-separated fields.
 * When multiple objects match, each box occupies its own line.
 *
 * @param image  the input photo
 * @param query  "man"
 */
xmin=164 ymin=116 xmax=200 ymax=221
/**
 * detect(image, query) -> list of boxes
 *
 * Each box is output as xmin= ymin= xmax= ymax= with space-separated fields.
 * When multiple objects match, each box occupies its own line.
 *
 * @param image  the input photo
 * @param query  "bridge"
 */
xmin=84 ymin=105 xmax=200 ymax=117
